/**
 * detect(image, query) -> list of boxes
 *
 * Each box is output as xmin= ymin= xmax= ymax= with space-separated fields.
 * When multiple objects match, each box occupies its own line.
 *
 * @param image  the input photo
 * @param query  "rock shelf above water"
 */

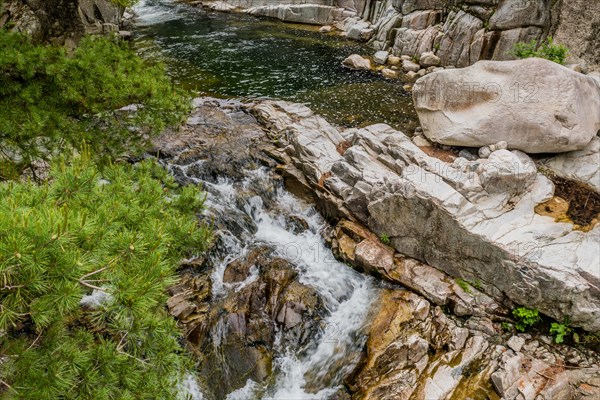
xmin=250 ymin=100 xmax=600 ymax=333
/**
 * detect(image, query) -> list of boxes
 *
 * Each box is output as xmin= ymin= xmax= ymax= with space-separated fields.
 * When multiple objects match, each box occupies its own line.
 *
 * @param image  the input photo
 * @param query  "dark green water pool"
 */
xmin=133 ymin=0 xmax=418 ymax=131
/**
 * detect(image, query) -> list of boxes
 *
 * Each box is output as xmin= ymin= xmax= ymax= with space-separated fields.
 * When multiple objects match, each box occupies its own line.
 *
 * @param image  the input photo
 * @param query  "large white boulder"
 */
xmin=413 ymin=58 xmax=600 ymax=153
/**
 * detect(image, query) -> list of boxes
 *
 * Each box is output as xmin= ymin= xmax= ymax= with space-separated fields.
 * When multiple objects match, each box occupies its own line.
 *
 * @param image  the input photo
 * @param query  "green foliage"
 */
xmin=511 ymin=36 xmax=569 ymax=65
xmin=550 ymin=320 xmax=572 ymax=344
xmin=379 ymin=233 xmax=390 ymax=245
xmin=455 ymin=278 xmax=472 ymax=294
xmin=111 ymin=0 xmax=140 ymax=6
xmin=501 ymin=322 xmax=513 ymax=332
xmin=0 ymin=151 xmax=211 ymax=399
xmin=512 ymin=307 xmax=541 ymax=332
xmin=0 ymin=31 xmax=190 ymax=178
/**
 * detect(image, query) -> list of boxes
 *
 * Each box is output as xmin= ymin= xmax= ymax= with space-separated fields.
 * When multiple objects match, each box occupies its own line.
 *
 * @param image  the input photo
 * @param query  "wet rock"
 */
xmin=167 ymin=294 xmax=197 ymax=320
xmin=413 ymin=58 xmax=600 ymax=153
xmin=184 ymin=254 xmax=323 ymax=399
xmin=153 ymin=98 xmax=264 ymax=182
xmin=342 ymin=54 xmax=372 ymax=70
xmin=319 ymin=25 xmax=333 ymax=33
xmin=285 ymin=214 xmax=310 ymax=234
xmin=381 ymin=68 xmax=396 ymax=78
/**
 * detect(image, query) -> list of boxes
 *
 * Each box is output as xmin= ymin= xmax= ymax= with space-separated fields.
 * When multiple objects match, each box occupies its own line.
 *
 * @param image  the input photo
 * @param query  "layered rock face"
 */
xmin=413 ymin=58 xmax=600 ymax=153
xmin=552 ymin=0 xmax=600 ymax=72
xmin=0 ymin=0 xmax=122 ymax=42
xmin=251 ymin=100 xmax=600 ymax=333
xmin=199 ymin=0 xmax=358 ymax=25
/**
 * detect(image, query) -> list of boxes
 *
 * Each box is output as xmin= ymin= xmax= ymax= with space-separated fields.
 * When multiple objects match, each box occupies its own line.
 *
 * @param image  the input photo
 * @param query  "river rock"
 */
xmin=419 ymin=51 xmax=441 ymax=67
xmin=387 ymin=55 xmax=401 ymax=65
xmin=412 ymin=135 xmax=431 ymax=147
xmin=342 ymin=54 xmax=371 ymax=70
xmin=413 ymin=58 xmax=600 ymax=153
xmin=183 ymin=254 xmax=323 ymax=399
xmin=319 ymin=25 xmax=333 ymax=33
xmin=402 ymin=59 xmax=421 ymax=72
xmin=153 ymin=98 xmax=265 ymax=182
xmin=342 ymin=287 xmax=600 ymax=400
xmin=373 ymin=50 xmax=388 ymax=64
xmin=381 ymin=68 xmax=396 ymax=78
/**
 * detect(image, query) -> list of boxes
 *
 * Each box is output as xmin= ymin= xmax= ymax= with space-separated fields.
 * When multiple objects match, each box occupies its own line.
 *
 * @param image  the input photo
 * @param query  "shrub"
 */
xmin=511 ymin=36 xmax=569 ymax=65
xmin=0 ymin=30 xmax=190 ymax=178
xmin=512 ymin=307 xmax=541 ymax=332
xmin=0 ymin=151 xmax=211 ymax=399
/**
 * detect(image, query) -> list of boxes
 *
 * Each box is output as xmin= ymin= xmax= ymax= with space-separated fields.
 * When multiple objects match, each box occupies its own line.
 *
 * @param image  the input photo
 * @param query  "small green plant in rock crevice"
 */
xmin=455 ymin=278 xmax=472 ymax=294
xmin=379 ymin=233 xmax=391 ymax=245
xmin=501 ymin=322 xmax=514 ymax=332
xmin=550 ymin=320 xmax=573 ymax=344
xmin=511 ymin=36 xmax=569 ymax=65
xmin=512 ymin=307 xmax=541 ymax=332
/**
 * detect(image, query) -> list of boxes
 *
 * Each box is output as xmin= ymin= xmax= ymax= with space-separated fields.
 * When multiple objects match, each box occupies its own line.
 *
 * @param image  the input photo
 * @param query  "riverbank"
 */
xmin=152 ymin=97 xmax=600 ymax=399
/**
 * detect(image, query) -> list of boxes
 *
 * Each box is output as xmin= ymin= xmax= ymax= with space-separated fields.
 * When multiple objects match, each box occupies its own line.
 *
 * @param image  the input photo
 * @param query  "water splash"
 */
xmin=167 ymin=161 xmax=378 ymax=398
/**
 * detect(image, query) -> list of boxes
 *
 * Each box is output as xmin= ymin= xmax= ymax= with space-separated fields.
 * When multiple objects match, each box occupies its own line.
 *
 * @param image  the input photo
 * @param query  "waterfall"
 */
xmin=167 ymin=163 xmax=378 ymax=398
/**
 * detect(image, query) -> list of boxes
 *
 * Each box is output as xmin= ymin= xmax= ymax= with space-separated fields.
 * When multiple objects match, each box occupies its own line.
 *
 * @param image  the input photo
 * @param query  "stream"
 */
xmin=171 ymin=161 xmax=378 ymax=399
xmin=129 ymin=1 xmax=414 ymax=398
xmin=132 ymin=0 xmax=418 ymax=131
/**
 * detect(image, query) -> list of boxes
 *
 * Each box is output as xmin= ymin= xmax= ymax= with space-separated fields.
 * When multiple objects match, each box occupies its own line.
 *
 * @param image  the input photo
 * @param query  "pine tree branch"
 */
xmin=0 ymin=284 xmax=24 ymax=291
xmin=118 ymin=350 xmax=152 ymax=366
xmin=25 ymin=331 xmax=43 ymax=353
xmin=116 ymin=332 xmax=128 ymax=351
xmin=79 ymin=266 xmax=109 ymax=280
xmin=78 ymin=280 xmax=106 ymax=292
xmin=0 ymin=379 xmax=17 ymax=394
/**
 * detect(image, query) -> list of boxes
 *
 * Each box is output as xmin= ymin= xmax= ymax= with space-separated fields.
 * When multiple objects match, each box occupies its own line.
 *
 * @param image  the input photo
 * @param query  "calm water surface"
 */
xmin=133 ymin=0 xmax=418 ymax=131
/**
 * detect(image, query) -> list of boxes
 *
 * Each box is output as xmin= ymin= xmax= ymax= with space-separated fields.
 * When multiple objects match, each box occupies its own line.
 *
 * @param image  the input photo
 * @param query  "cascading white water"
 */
xmin=167 ymin=162 xmax=379 ymax=399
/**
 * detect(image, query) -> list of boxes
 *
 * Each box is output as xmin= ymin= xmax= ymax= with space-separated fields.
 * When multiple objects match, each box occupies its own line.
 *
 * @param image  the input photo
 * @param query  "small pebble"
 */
xmin=495 ymin=140 xmax=508 ymax=150
xmin=478 ymin=146 xmax=491 ymax=159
